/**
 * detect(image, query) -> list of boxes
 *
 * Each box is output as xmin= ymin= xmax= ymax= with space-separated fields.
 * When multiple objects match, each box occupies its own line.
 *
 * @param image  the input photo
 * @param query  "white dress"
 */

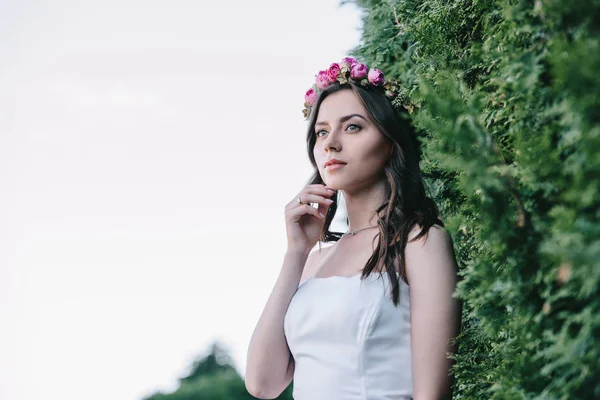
xmin=283 ymin=270 xmax=413 ymax=400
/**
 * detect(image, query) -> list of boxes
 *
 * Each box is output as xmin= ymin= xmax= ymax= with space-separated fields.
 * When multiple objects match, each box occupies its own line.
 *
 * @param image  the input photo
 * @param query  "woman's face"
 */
xmin=313 ymin=89 xmax=392 ymax=192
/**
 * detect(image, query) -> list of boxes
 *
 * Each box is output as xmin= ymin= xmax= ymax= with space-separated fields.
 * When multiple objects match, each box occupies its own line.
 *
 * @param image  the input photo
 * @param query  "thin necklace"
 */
xmin=342 ymin=225 xmax=378 ymax=236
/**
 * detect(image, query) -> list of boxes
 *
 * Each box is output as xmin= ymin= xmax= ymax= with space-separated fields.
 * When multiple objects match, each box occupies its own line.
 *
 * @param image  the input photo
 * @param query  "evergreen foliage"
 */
xmin=141 ymin=341 xmax=293 ymax=400
xmin=345 ymin=0 xmax=599 ymax=398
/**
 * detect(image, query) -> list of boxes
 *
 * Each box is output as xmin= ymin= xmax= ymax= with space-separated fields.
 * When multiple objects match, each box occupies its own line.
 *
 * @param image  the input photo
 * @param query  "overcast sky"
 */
xmin=0 ymin=1 xmax=361 ymax=399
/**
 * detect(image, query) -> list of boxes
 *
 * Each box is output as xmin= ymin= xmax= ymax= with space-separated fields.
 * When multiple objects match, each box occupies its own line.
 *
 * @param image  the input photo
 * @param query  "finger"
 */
xmin=287 ymin=204 xmax=324 ymax=221
xmin=306 ymin=184 xmax=336 ymax=197
xmin=317 ymin=199 xmax=333 ymax=215
xmin=286 ymin=186 xmax=335 ymax=210
xmin=297 ymin=193 xmax=334 ymax=207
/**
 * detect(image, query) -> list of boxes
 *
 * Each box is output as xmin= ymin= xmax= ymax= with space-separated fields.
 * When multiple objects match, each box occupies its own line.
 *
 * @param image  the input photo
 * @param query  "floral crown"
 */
xmin=302 ymin=57 xmax=416 ymax=120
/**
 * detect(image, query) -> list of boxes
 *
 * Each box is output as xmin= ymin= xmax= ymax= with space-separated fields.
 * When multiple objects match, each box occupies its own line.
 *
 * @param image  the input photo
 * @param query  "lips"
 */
xmin=324 ymin=159 xmax=346 ymax=168
xmin=325 ymin=163 xmax=345 ymax=171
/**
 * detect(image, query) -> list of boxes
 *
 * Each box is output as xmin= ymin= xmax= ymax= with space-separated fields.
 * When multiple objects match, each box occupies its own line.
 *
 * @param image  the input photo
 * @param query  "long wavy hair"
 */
xmin=306 ymin=81 xmax=444 ymax=306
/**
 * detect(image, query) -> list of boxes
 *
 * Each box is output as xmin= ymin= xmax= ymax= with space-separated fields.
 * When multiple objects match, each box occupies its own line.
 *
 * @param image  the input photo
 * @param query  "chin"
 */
xmin=323 ymin=180 xmax=343 ymax=191
xmin=322 ymin=175 xmax=347 ymax=192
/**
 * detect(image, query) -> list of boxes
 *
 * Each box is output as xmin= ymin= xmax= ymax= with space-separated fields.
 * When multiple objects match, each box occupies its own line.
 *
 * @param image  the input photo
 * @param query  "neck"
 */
xmin=342 ymin=179 xmax=387 ymax=232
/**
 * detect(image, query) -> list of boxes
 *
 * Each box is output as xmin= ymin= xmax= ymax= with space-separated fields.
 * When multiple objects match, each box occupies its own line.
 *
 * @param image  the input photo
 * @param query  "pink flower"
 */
xmin=327 ymin=63 xmax=341 ymax=82
xmin=350 ymin=63 xmax=368 ymax=80
xmin=305 ymin=88 xmax=317 ymax=106
xmin=315 ymin=70 xmax=332 ymax=89
xmin=342 ymin=57 xmax=357 ymax=67
xmin=368 ymin=68 xmax=385 ymax=86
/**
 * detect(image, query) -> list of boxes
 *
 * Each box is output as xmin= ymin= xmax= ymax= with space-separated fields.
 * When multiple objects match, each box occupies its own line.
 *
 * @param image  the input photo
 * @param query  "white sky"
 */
xmin=0 ymin=1 xmax=361 ymax=399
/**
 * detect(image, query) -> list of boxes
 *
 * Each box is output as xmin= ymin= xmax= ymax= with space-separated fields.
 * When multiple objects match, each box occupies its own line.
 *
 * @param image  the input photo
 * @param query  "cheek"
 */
xmin=313 ymin=145 xmax=321 ymax=159
xmin=313 ymin=147 xmax=325 ymax=170
xmin=360 ymin=140 xmax=388 ymax=167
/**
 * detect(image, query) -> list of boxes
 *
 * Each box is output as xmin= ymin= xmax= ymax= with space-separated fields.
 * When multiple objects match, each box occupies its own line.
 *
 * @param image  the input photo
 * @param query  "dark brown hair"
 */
xmin=306 ymin=81 xmax=444 ymax=306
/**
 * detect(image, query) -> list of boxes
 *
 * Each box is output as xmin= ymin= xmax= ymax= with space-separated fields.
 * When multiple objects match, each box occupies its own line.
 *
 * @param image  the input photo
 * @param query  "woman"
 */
xmin=246 ymin=57 xmax=462 ymax=400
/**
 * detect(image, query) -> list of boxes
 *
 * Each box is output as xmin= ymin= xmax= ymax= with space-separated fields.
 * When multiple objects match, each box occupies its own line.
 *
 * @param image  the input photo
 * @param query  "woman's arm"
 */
xmin=245 ymin=247 xmax=320 ymax=399
xmin=405 ymin=225 xmax=463 ymax=400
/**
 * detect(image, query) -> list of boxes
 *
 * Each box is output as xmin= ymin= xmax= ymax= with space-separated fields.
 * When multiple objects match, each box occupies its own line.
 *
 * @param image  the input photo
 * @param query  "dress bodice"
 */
xmin=283 ymin=271 xmax=413 ymax=400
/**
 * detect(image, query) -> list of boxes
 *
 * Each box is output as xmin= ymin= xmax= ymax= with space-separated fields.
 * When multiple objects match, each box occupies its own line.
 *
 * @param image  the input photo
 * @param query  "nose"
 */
xmin=321 ymin=127 xmax=341 ymax=152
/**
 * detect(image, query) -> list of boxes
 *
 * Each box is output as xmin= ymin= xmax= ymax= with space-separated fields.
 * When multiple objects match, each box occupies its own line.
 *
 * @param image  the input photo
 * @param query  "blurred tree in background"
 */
xmin=345 ymin=0 xmax=599 ymax=398
xmin=141 ymin=341 xmax=293 ymax=400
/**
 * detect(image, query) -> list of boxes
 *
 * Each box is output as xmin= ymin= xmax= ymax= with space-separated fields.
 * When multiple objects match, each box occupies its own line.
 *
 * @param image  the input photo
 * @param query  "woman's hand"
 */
xmin=284 ymin=184 xmax=336 ymax=254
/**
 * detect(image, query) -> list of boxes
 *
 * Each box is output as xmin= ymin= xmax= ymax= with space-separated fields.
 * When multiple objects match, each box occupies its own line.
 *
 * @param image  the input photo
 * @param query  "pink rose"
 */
xmin=368 ymin=68 xmax=385 ymax=86
xmin=327 ymin=63 xmax=341 ymax=82
xmin=342 ymin=57 xmax=357 ymax=67
xmin=315 ymin=70 xmax=332 ymax=89
xmin=350 ymin=63 xmax=368 ymax=80
xmin=305 ymin=88 xmax=317 ymax=106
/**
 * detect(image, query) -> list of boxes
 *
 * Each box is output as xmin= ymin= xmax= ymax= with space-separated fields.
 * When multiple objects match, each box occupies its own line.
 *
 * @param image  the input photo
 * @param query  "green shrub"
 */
xmin=346 ymin=0 xmax=600 ymax=398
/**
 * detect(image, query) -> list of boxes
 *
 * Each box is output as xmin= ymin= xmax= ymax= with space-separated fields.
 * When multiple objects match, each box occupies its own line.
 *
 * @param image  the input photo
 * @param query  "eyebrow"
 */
xmin=315 ymin=113 xmax=367 ymax=127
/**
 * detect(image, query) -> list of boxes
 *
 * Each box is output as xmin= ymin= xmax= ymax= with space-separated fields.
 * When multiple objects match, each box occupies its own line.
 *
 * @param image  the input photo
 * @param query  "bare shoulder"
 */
xmin=405 ymin=223 xmax=456 ymax=285
xmin=407 ymin=222 xmax=450 ymax=246
xmin=299 ymin=243 xmax=334 ymax=285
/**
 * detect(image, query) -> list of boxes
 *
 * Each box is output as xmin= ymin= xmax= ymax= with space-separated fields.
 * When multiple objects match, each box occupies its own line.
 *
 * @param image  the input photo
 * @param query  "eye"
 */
xmin=315 ymin=124 xmax=361 ymax=138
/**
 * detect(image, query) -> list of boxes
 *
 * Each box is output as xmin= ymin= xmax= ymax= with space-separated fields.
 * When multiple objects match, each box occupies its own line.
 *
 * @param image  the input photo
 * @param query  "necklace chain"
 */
xmin=343 ymin=225 xmax=378 ymax=236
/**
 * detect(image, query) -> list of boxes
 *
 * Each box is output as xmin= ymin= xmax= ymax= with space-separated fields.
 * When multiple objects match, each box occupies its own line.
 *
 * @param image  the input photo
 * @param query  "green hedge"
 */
xmin=346 ymin=0 xmax=599 ymax=398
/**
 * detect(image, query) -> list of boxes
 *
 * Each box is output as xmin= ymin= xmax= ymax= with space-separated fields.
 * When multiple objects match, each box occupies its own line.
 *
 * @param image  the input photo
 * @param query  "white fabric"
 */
xmin=284 ymin=271 xmax=413 ymax=400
